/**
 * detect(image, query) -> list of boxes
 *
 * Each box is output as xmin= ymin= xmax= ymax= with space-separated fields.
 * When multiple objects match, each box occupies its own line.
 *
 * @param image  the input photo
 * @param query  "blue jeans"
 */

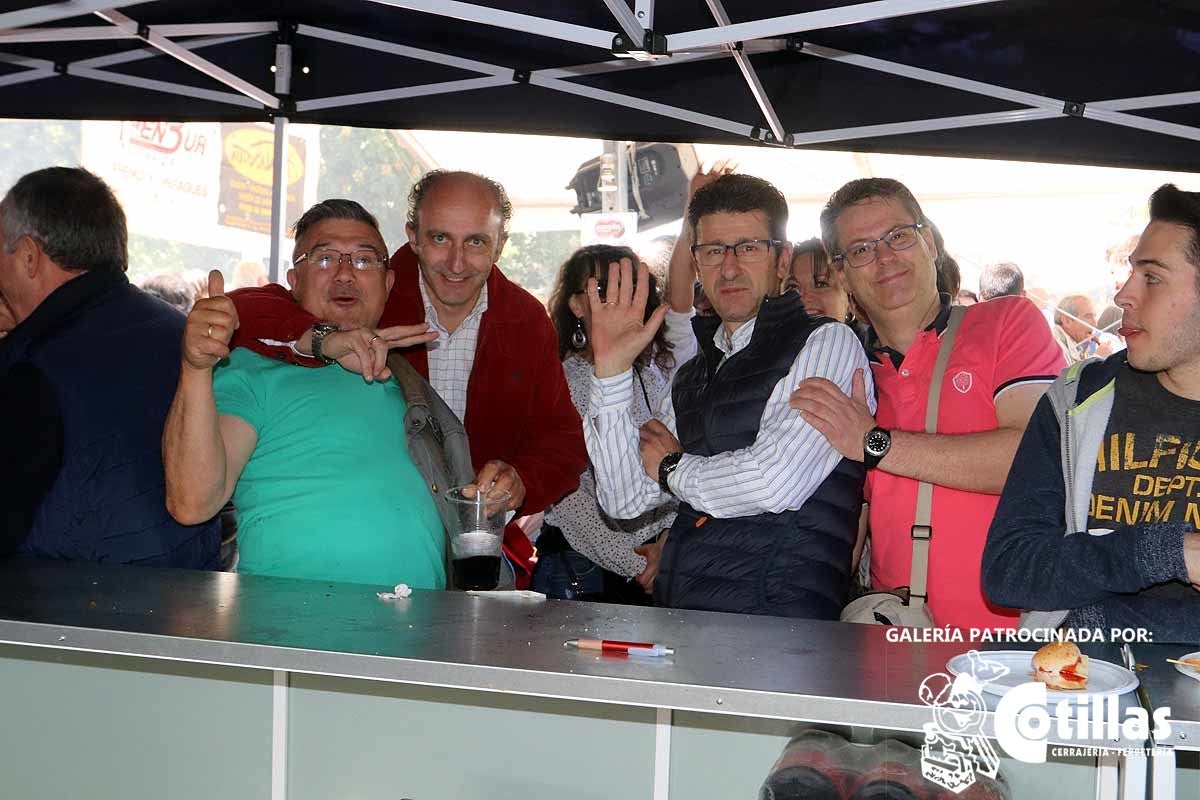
xmin=531 ymin=548 xmax=605 ymax=600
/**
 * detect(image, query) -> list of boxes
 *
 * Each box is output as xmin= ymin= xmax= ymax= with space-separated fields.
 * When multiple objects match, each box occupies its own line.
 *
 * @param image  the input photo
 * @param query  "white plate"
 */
xmin=1173 ymin=651 xmax=1200 ymax=682
xmin=947 ymin=650 xmax=1138 ymax=701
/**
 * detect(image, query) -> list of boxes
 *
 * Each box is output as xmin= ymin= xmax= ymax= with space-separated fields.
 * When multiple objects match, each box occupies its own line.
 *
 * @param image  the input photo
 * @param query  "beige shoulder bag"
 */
xmin=840 ymin=305 xmax=967 ymax=627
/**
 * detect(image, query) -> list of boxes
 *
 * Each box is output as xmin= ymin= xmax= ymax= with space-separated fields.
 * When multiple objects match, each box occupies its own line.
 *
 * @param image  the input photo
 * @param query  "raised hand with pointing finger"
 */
xmin=182 ymin=270 xmax=239 ymax=372
xmin=320 ymin=323 xmax=438 ymax=383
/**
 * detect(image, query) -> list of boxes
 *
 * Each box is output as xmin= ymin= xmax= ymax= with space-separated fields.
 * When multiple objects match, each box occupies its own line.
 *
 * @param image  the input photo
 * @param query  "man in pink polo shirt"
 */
xmin=791 ymin=178 xmax=1064 ymax=630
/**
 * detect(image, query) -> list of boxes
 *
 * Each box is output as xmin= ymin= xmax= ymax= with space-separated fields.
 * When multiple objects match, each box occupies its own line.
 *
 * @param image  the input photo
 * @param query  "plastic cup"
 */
xmin=446 ymin=485 xmax=510 ymax=591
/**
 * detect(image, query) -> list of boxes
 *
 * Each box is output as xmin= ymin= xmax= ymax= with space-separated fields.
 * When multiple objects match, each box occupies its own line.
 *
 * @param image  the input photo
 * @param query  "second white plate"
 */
xmin=1173 ymin=651 xmax=1200 ymax=682
xmin=947 ymin=650 xmax=1138 ymax=701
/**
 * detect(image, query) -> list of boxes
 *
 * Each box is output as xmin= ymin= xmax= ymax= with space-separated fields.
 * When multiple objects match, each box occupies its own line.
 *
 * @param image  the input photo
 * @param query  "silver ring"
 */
xmin=369 ymin=334 xmax=380 ymax=344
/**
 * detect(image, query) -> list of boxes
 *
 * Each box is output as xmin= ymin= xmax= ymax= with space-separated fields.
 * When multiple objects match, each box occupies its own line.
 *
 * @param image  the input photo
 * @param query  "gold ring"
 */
xmin=207 ymin=324 xmax=213 ymax=338
xmin=369 ymin=334 xmax=380 ymax=344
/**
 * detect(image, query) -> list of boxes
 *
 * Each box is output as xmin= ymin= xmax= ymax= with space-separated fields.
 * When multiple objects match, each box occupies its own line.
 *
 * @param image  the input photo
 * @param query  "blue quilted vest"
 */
xmin=659 ymin=291 xmax=863 ymax=618
xmin=4 ymin=271 xmax=219 ymax=568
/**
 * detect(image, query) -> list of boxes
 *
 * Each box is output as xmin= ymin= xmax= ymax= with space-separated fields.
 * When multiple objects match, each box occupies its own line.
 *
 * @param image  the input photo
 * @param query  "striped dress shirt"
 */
xmin=585 ymin=319 xmax=875 ymax=520
xmin=419 ymin=274 xmax=488 ymax=423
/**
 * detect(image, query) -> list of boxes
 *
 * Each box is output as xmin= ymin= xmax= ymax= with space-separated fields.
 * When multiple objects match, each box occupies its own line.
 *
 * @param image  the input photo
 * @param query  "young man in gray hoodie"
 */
xmin=983 ymin=184 xmax=1200 ymax=642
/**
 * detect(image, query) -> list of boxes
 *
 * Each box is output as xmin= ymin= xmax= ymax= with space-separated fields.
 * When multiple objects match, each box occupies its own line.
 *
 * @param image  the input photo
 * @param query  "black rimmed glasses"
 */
xmin=294 ymin=249 xmax=388 ymax=271
xmin=690 ymin=239 xmax=782 ymax=267
xmin=834 ymin=223 xmax=925 ymax=268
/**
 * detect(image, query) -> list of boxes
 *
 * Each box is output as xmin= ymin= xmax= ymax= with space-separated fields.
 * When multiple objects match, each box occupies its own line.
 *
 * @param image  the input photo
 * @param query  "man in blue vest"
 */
xmin=585 ymin=174 xmax=873 ymax=618
xmin=0 ymin=167 xmax=219 ymax=566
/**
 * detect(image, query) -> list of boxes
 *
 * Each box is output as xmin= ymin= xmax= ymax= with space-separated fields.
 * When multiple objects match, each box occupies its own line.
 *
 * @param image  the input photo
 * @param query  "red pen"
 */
xmin=564 ymin=638 xmax=674 ymax=657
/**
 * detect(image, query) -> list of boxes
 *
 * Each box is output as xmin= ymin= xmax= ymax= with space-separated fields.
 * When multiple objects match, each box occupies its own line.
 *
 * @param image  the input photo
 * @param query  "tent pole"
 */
xmin=615 ymin=141 xmax=629 ymax=214
xmin=268 ymin=116 xmax=289 ymax=284
xmin=268 ymin=37 xmax=293 ymax=284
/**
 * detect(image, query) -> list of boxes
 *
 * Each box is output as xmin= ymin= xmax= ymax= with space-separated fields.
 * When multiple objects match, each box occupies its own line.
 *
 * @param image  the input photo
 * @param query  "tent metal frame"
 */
xmin=0 ymin=0 xmax=1194 ymax=282
xmin=0 ymin=1 xmax=1192 ymax=149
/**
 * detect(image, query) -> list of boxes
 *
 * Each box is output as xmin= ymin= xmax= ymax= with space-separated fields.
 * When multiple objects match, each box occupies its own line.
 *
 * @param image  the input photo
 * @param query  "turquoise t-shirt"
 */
xmin=212 ymin=349 xmax=444 ymax=589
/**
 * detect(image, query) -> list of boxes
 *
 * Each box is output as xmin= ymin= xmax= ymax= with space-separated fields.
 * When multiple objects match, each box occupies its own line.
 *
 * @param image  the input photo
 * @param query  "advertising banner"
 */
xmin=218 ymin=123 xmax=306 ymax=235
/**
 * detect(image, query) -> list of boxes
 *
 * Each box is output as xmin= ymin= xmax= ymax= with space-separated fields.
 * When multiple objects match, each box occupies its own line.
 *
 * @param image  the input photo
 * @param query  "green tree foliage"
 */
xmin=316 ymin=126 xmax=425 ymax=252
xmin=127 ymin=233 xmax=239 ymax=285
xmin=0 ymin=121 xmax=81 ymax=193
xmin=498 ymin=230 xmax=580 ymax=302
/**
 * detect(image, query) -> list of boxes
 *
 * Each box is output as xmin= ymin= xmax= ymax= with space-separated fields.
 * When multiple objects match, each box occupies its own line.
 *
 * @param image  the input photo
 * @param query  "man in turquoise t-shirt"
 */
xmin=163 ymin=199 xmax=445 ymax=588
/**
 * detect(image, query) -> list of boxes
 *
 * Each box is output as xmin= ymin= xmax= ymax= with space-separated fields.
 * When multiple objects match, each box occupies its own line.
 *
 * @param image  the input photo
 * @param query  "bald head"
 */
xmin=406 ymin=170 xmax=512 ymax=240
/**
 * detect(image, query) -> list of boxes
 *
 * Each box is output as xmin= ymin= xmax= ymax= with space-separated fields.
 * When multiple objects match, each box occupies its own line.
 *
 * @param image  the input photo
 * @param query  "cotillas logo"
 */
xmin=952 ymin=370 xmax=973 ymax=394
xmin=593 ymin=218 xmax=626 ymax=238
xmin=920 ymin=650 xmax=1173 ymax=789
xmin=223 ymin=127 xmax=304 ymax=186
xmin=995 ymin=681 xmax=1172 ymax=764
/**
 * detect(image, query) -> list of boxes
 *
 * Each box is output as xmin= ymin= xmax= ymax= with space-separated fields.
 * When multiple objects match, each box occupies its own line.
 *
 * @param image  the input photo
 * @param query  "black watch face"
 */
xmin=866 ymin=429 xmax=890 ymax=455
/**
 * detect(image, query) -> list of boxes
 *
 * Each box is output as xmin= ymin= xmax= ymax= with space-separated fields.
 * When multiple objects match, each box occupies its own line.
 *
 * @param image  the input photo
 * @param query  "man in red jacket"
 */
xmin=227 ymin=171 xmax=586 ymax=587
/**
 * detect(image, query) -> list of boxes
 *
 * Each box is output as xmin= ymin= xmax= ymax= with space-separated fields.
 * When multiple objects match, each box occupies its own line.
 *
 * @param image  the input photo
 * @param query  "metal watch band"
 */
xmin=658 ymin=452 xmax=683 ymax=495
xmin=310 ymin=323 xmax=338 ymax=364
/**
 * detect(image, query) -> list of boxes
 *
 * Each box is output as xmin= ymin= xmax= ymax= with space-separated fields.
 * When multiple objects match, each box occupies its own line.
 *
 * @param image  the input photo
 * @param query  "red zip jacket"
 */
xmin=227 ymin=244 xmax=586 ymax=587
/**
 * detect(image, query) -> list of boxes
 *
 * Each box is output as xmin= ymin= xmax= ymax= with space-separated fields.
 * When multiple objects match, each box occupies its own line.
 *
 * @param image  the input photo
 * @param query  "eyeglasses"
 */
xmin=294 ymin=249 xmax=388 ymax=271
xmin=690 ymin=239 xmax=782 ymax=267
xmin=834 ymin=223 xmax=925 ymax=268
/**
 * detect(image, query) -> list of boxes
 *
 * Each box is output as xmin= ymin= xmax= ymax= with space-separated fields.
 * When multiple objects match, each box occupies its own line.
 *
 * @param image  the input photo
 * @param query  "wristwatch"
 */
xmin=658 ymin=451 xmax=683 ymax=495
xmin=863 ymin=427 xmax=892 ymax=469
xmin=310 ymin=322 xmax=339 ymax=364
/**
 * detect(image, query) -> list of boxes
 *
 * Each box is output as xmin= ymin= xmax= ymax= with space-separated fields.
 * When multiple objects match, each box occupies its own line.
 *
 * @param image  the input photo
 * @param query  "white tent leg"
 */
xmin=268 ymin=115 xmax=289 ymax=284
xmin=268 ymin=41 xmax=293 ymax=284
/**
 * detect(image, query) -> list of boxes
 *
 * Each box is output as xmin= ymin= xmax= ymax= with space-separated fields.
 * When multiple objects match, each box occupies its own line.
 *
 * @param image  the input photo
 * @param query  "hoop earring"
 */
xmin=571 ymin=317 xmax=587 ymax=350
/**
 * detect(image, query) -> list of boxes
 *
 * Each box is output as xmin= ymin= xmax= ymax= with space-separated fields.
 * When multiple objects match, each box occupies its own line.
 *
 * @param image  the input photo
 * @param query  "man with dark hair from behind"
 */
xmin=984 ymin=184 xmax=1200 ymax=642
xmin=0 ymin=167 xmax=219 ymax=565
xmin=586 ymin=173 xmax=872 ymax=618
xmin=163 ymin=200 xmax=447 ymax=588
xmin=223 ymin=170 xmax=586 ymax=587
xmin=978 ymin=261 xmax=1025 ymax=301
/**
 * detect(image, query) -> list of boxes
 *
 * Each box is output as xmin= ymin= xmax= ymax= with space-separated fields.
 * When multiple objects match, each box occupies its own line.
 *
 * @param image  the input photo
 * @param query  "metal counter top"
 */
xmin=0 ymin=559 xmax=1153 ymax=747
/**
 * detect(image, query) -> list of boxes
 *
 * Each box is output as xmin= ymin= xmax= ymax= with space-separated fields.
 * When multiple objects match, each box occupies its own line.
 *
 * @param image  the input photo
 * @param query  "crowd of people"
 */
xmin=1 ymin=163 xmax=1198 ymax=643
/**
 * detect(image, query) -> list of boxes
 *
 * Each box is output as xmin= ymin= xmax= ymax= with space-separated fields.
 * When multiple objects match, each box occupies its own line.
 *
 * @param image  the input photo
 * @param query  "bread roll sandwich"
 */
xmin=1032 ymin=642 xmax=1089 ymax=690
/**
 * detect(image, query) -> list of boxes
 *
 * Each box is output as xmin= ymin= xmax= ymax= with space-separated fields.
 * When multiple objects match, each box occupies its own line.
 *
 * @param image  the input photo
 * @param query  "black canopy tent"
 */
xmin=0 ymin=0 xmax=1198 ymax=267
xmin=2 ymin=0 xmax=1198 ymax=166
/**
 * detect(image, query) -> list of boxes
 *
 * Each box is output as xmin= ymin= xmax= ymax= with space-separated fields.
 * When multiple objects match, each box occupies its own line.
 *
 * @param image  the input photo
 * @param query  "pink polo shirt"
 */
xmin=866 ymin=295 xmax=1065 ymax=631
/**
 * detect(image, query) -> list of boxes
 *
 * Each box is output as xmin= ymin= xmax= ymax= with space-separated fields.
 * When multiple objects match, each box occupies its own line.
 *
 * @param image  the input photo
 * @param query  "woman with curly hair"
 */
xmin=534 ymin=244 xmax=697 ymax=602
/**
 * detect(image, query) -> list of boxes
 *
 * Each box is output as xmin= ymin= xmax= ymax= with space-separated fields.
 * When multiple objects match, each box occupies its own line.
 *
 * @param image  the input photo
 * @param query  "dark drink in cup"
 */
xmin=452 ymin=555 xmax=501 ymax=590
xmin=450 ymin=529 xmax=502 ymax=590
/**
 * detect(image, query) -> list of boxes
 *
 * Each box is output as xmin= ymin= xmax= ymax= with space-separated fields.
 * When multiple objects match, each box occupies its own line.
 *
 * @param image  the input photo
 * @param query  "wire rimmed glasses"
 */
xmin=834 ymin=223 xmax=926 ymax=268
xmin=294 ymin=249 xmax=388 ymax=271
